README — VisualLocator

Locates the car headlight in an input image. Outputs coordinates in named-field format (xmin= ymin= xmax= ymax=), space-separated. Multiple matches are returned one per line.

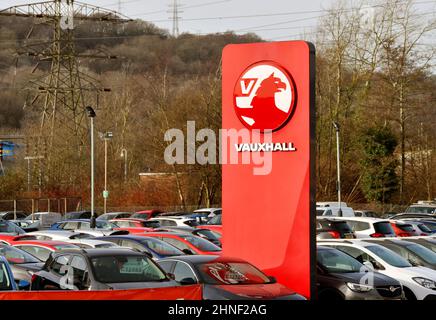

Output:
xmin=346 ymin=282 xmax=373 ymax=292
xmin=412 ymin=277 xmax=436 ymax=290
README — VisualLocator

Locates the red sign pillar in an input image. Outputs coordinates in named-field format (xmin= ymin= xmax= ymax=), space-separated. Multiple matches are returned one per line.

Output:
xmin=222 ymin=41 xmax=316 ymax=298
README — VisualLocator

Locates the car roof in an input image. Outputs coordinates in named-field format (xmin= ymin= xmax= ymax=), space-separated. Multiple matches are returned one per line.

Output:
xmin=98 ymin=235 xmax=154 ymax=241
xmin=334 ymin=217 xmax=387 ymax=222
xmin=12 ymin=240 xmax=75 ymax=247
xmin=150 ymin=216 xmax=192 ymax=221
xmin=52 ymin=247 xmax=140 ymax=257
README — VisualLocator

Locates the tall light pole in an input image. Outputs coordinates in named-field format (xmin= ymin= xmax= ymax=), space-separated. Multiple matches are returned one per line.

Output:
xmin=86 ymin=106 xmax=96 ymax=228
xmin=120 ymin=148 xmax=127 ymax=182
xmin=333 ymin=121 xmax=342 ymax=216
xmin=101 ymin=131 xmax=113 ymax=214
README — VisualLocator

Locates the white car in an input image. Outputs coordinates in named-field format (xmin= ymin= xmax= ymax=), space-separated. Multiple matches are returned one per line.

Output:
xmin=316 ymin=206 xmax=355 ymax=217
xmin=148 ymin=216 xmax=199 ymax=227
xmin=333 ymin=217 xmax=396 ymax=238
xmin=319 ymin=239 xmax=436 ymax=300
xmin=64 ymin=238 xmax=120 ymax=249
xmin=27 ymin=230 xmax=94 ymax=241
xmin=193 ymin=208 xmax=222 ymax=219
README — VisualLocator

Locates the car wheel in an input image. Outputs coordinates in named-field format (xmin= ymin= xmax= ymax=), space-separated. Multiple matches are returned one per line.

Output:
xmin=403 ymin=287 xmax=417 ymax=300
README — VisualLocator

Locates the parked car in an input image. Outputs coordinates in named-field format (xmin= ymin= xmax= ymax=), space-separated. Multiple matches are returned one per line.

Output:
xmin=12 ymin=240 xmax=79 ymax=262
xmin=390 ymin=221 xmax=419 ymax=237
xmin=0 ymin=220 xmax=27 ymax=235
xmin=158 ymin=255 xmax=305 ymax=300
xmin=354 ymin=210 xmax=378 ymax=218
xmin=406 ymin=219 xmax=436 ymax=233
xmin=149 ymin=216 xmax=199 ymax=228
xmin=95 ymin=235 xmax=185 ymax=259
xmin=27 ymin=230 xmax=94 ymax=241
xmin=316 ymin=206 xmax=355 ymax=217
xmin=403 ymin=221 xmax=433 ymax=236
xmin=31 ymin=248 xmax=178 ymax=291
xmin=405 ymin=203 xmax=436 ymax=215
xmin=50 ymin=219 xmax=117 ymax=231
xmin=110 ymin=218 xmax=161 ymax=229
xmin=64 ymin=211 xmax=92 ymax=220
xmin=155 ymin=226 xmax=222 ymax=247
xmin=0 ymin=211 xmax=28 ymax=220
xmin=320 ymin=240 xmax=436 ymax=300
xmin=24 ymin=212 xmax=62 ymax=230
xmin=96 ymin=212 xmax=132 ymax=221
xmin=0 ymin=234 xmax=38 ymax=245
xmin=391 ymin=213 xmax=435 ymax=220
xmin=0 ymin=244 xmax=44 ymax=289
xmin=0 ymin=256 xmax=24 ymax=291
xmin=316 ymin=246 xmax=403 ymax=300
xmin=130 ymin=210 xmax=164 ymax=220
xmin=193 ymin=208 xmax=222 ymax=219
xmin=366 ymin=239 xmax=436 ymax=270
xmin=334 ymin=217 xmax=396 ymax=238
xmin=316 ymin=218 xmax=356 ymax=239
xmin=145 ymin=232 xmax=222 ymax=255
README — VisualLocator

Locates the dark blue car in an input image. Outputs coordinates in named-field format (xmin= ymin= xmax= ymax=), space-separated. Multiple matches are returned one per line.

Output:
xmin=94 ymin=235 xmax=186 ymax=259
xmin=50 ymin=219 xmax=116 ymax=231
xmin=0 ymin=256 xmax=18 ymax=291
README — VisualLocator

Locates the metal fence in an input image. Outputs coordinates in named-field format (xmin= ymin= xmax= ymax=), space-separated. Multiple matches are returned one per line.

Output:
xmin=0 ymin=197 xmax=82 ymax=215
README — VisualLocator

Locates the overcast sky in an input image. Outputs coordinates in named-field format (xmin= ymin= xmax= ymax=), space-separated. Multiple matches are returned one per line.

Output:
xmin=1 ymin=0 xmax=435 ymax=41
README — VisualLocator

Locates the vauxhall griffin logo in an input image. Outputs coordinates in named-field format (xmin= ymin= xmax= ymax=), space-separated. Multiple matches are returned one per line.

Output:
xmin=233 ymin=61 xmax=297 ymax=132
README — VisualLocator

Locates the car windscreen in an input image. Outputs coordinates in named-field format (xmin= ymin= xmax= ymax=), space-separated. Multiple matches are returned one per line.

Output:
xmin=140 ymin=238 xmax=184 ymax=257
xmin=416 ymin=224 xmax=432 ymax=233
xmin=331 ymin=221 xmax=352 ymax=233
xmin=405 ymin=243 xmax=436 ymax=264
xmin=142 ymin=221 xmax=161 ymax=228
xmin=0 ymin=221 xmax=25 ymax=234
xmin=195 ymin=229 xmax=220 ymax=241
xmin=198 ymin=262 xmax=271 ymax=285
xmin=374 ymin=222 xmax=395 ymax=234
xmin=207 ymin=215 xmax=222 ymax=225
xmin=317 ymin=249 xmax=363 ymax=273
xmin=0 ymin=261 xmax=13 ymax=290
xmin=184 ymin=220 xmax=199 ymax=227
xmin=422 ymin=222 xmax=436 ymax=232
xmin=406 ymin=207 xmax=436 ymax=214
xmin=180 ymin=235 xmax=221 ymax=252
xmin=0 ymin=245 xmax=40 ymax=264
xmin=365 ymin=245 xmax=411 ymax=268
xmin=95 ymin=221 xmax=117 ymax=230
xmin=91 ymin=255 xmax=167 ymax=283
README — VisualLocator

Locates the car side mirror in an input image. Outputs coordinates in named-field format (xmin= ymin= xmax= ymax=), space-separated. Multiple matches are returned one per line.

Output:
xmin=179 ymin=277 xmax=196 ymax=285
xmin=408 ymin=258 xmax=420 ymax=267
xmin=267 ymin=276 xmax=277 ymax=284
xmin=18 ymin=280 xmax=30 ymax=290
xmin=182 ymin=249 xmax=194 ymax=255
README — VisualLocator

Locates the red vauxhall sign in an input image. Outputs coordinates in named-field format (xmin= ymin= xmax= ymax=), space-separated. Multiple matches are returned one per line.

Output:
xmin=222 ymin=41 xmax=316 ymax=298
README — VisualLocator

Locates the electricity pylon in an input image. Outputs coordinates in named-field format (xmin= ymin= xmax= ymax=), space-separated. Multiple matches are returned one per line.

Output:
xmin=0 ymin=0 xmax=130 ymax=144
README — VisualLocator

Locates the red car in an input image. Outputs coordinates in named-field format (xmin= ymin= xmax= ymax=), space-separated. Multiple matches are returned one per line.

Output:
xmin=130 ymin=210 xmax=164 ymax=220
xmin=145 ymin=232 xmax=222 ymax=255
xmin=12 ymin=240 xmax=78 ymax=262
xmin=390 ymin=221 xmax=419 ymax=237
xmin=0 ymin=234 xmax=37 ymax=245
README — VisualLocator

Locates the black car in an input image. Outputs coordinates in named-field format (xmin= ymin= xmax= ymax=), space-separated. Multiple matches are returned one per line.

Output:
xmin=366 ymin=239 xmax=436 ymax=270
xmin=317 ymin=246 xmax=403 ymax=300
xmin=94 ymin=235 xmax=185 ymax=259
xmin=0 ymin=244 xmax=44 ymax=289
xmin=158 ymin=255 xmax=305 ymax=300
xmin=64 ymin=211 xmax=92 ymax=220
xmin=0 ymin=211 xmax=28 ymax=220
xmin=155 ymin=226 xmax=222 ymax=247
xmin=316 ymin=218 xmax=355 ymax=239
xmin=31 ymin=248 xmax=178 ymax=291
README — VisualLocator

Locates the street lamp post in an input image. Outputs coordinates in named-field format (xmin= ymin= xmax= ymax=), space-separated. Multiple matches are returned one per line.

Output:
xmin=24 ymin=155 xmax=44 ymax=191
xmin=86 ymin=106 xmax=96 ymax=228
xmin=332 ymin=121 xmax=342 ymax=216
xmin=120 ymin=148 xmax=127 ymax=182
xmin=102 ymin=132 xmax=113 ymax=214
